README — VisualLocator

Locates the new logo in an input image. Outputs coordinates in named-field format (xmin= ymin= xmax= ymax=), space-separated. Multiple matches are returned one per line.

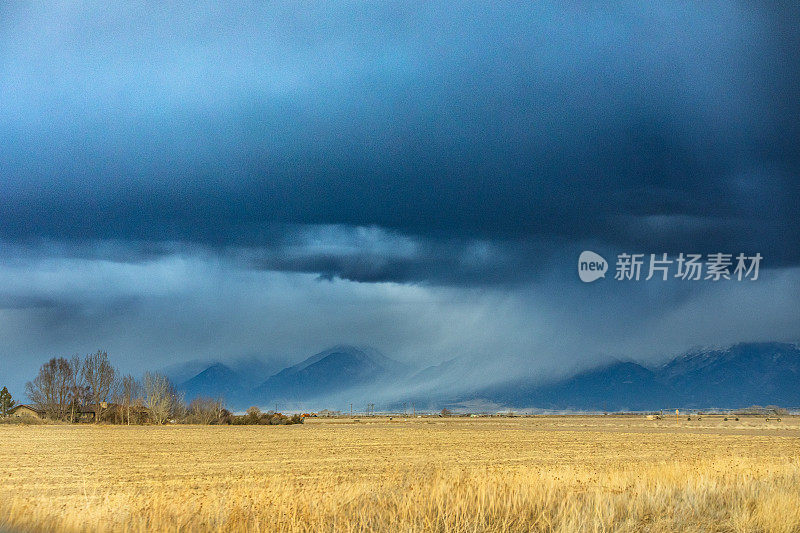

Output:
xmin=578 ymin=251 xmax=607 ymax=282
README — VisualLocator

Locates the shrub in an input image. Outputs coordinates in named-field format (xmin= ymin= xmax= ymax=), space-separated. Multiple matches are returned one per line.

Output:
xmin=0 ymin=415 xmax=48 ymax=425
xmin=229 ymin=410 xmax=304 ymax=425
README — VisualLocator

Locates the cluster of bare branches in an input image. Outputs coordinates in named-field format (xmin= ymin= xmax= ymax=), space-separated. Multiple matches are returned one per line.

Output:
xmin=142 ymin=372 xmax=183 ymax=424
xmin=24 ymin=353 xmax=111 ymax=421
xmin=188 ymin=396 xmax=226 ymax=425
xmin=23 ymin=351 xmax=226 ymax=425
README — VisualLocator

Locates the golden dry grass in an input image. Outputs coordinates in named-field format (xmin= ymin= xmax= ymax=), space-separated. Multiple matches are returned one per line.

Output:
xmin=1 ymin=416 xmax=799 ymax=532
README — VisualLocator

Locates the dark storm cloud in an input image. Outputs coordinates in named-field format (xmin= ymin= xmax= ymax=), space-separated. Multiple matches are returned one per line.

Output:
xmin=232 ymin=224 xmax=554 ymax=285
xmin=1 ymin=2 xmax=799 ymax=283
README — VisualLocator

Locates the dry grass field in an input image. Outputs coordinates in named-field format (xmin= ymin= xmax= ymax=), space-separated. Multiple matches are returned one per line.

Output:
xmin=1 ymin=416 xmax=799 ymax=532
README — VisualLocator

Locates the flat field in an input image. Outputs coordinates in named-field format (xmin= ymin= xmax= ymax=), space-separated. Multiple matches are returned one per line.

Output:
xmin=1 ymin=416 xmax=799 ymax=532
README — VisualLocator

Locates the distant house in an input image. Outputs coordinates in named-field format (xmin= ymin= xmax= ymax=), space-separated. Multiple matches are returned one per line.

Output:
xmin=5 ymin=402 xmax=150 ymax=423
xmin=77 ymin=402 xmax=112 ymax=422
xmin=8 ymin=404 xmax=44 ymax=419
xmin=77 ymin=402 xmax=151 ymax=423
xmin=77 ymin=406 xmax=99 ymax=422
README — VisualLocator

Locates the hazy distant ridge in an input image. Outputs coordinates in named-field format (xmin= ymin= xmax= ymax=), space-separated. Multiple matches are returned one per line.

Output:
xmin=177 ymin=342 xmax=800 ymax=411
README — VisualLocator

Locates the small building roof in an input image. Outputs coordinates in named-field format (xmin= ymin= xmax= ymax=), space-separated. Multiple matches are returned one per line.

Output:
xmin=8 ymin=404 xmax=44 ymax=415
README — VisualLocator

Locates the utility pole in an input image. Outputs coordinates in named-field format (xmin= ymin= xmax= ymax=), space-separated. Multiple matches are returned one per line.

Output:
xmin=412 ymin=402 xmax=415 ymax=416
xmin=350 ymin=403 xmax=353 ymax=418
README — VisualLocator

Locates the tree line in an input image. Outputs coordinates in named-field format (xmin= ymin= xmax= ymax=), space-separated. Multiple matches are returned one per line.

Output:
xmin=4 ymin=350 xmax=301 ymax=425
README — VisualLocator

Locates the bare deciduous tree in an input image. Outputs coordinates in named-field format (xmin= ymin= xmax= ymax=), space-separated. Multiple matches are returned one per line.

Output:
xmin=68 ymin=354 xmax=88 ymax=422
xmin=188 ymin=397 xmax=224 ymax=424
xmin=81 ymin=350 xmax=117 ymax=423
xmin=143 ymin=372 xmax=180 ymax=425
xmin=119 ymin=375 xmax=141 ymax=425
xmin=25 ymin=358 xmax=73 ymax=419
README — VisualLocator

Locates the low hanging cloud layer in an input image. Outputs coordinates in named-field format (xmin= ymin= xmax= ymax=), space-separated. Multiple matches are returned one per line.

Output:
xmin=1 ymin=3 xmax=799 ymax=397
xmin=1 ymin=250 xmax=798 ymax=400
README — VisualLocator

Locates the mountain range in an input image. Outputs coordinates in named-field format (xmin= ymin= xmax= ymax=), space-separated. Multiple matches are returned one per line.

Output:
xmin=251 ymin=346 xmax=409 ymax=404
xmin=174 ymin=342 xmax=800 ymax=412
